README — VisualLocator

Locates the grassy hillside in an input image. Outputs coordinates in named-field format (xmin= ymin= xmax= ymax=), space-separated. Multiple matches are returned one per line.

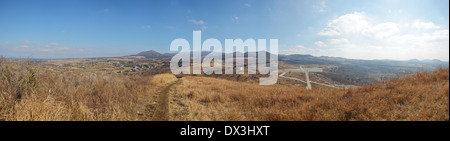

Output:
xmin=0 ymin=58 xmax=448 ymax=121
xmin=173 ymin=68 xmax=448 ymax=121
xmin=0 ymin=58 xmax=177 ymax=121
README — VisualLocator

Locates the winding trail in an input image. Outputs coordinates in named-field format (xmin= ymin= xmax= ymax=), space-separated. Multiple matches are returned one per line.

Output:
xmin=151 ymin=80 xmax=180 ymax=121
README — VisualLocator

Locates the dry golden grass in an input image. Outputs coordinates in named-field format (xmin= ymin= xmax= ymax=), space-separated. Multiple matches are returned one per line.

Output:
xmin=151 ymin=73 xmax=178 ymax=87
xmin=1 ymin=57 xmax=448 ymax=121
xmin=0 ymin=58 xmax=173 ymax=121
xmin=174 ymin=68 xmax=449 ymax=121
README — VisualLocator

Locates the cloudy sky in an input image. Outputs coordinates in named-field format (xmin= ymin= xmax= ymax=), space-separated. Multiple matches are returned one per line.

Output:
xmin=0 ymin=0 xmax=448 ymax=61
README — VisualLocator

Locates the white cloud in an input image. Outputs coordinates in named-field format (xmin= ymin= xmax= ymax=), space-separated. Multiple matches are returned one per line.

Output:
xmin=432 ymin=29 xmax=449 ymax=40
xmin=328 ymin=38 xmax=349 ymax=45
xmin=141 ymin=25 xmax=152 ymax=29
xmin=314 ymin=41 xmax=328 ymax=47
xmin=314 ymin=1 xmax=327 ymax=12
xmin=36 ymin=46 xmax=70 ymax=52
xmin=0 ymin=41 xmax=136 ymax=58
xmin=280 ymin=47 xmax=337 ymax=56
xmin=233 ymin=16 xmax=239 ymax=23
xmin=362 ymin=22 xmax=399 ymax=38
xmin=244 ymin=3 xmax=251 ymax=8
xmin=318 ymin=29 xmax=340 ymax=36
xmin=49 ymin=43 xmax=59 ymax=46
xmin=12 ymin=44 xmax=69 ymax=53
xmin=412 ymin=20 xmax=440 ymax=30
xmin=314 ymin=12 xmax=449 ymax=61
xmin=279 ymin=48 xmax=305 ymax=55
xmin=388 ymin=29 xmax=449 ymax=46
xmin=22 ymin=41 xmax=33 ymax=44
xmin=318 ymin=12 xmax=369 ymax=36
xmin=189 ymin=19 xmax=208 ymax=30
xmin=279 ymin=45 xmax=309 ymax=54
xmin=189 ymin=19 xmax=206 ymax=25
xmin=2 ymin=41 xmax=72 ymax=53
xmin=296 ymin=45 xmax=305 ymax=48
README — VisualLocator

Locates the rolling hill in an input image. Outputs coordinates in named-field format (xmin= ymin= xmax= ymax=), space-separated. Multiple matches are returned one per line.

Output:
xmin=171 ymin=68 xmax=449 ymax=121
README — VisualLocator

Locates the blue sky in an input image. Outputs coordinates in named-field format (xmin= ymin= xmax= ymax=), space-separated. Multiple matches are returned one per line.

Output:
xmin=0 ymin=0 xmax=448 ymax=60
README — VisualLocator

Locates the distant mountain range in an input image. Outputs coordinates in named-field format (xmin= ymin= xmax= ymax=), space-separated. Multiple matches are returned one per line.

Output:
xmin=134 ymin=50 xmax=449 ymax=65
xmin=134 ymin=50 xmax=448 ymax=85
xmin=134 ymin=50 xmax=174 ymax=58
xmin=278 ymin=53 xmax=448 ymax=85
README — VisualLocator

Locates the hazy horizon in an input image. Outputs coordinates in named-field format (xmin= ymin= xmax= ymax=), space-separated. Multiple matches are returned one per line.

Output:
xmin=2 ymin=50 xmax=449 ymax=62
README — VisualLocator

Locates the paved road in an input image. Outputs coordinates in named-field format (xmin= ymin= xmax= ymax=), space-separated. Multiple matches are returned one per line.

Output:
xmin=279 ymin=72 xmax=338 ymax=88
